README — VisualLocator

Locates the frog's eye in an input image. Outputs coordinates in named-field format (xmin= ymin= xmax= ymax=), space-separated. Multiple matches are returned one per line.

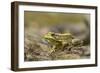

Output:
xmin=51 ymin=33 xmax=55 ymax=36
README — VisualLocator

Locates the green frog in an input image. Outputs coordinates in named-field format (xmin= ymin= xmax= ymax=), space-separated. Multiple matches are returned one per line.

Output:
xmin=43 ymin=32 xmax=74 ymax=52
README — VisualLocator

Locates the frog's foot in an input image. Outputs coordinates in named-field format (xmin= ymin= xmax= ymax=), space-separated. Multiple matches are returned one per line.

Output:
xmin=48 ymin=46 xmax=56 ymax=53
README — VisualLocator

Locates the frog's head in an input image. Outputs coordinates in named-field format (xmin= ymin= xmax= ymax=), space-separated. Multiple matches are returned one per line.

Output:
xmin=43 ymin=32 xmax=55 ymax=41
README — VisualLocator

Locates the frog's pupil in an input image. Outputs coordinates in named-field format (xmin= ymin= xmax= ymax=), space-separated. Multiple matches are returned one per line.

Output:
xmin=51 ymin=33 xmax=55 ymax=36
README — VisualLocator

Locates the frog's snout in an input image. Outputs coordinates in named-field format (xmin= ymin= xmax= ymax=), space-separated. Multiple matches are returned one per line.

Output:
xmin=44 ymin=35 xmax=53 ymax=40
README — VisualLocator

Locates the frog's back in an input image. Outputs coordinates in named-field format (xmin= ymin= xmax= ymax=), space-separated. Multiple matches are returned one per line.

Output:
xmin=56 ymin=33 xmax=74 ymax=41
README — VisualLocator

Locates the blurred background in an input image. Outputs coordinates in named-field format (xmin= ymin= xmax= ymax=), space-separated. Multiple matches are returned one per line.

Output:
xmin=24 ymin=11 xmax=90 ymax=61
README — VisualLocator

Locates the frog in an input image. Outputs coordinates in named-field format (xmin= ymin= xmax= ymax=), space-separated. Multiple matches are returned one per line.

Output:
xmin=43 ymin=32 xmax=74 ymax=52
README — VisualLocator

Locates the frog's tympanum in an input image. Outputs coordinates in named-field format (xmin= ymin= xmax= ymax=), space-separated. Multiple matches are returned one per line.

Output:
xmin=43 ymin=32 xmax=78 ymax=52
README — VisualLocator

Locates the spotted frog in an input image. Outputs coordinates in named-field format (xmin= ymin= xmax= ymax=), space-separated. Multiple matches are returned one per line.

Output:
xmin=43 ymin=32 xmax=74 ymax=52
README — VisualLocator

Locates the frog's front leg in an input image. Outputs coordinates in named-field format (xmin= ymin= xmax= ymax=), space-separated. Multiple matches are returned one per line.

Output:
xmin=51 ymin=45 xmax=56 ymax=52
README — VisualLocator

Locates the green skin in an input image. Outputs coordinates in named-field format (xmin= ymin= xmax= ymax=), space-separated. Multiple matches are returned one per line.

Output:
xmin=43 ymin=32 xmax=74 ymax=52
